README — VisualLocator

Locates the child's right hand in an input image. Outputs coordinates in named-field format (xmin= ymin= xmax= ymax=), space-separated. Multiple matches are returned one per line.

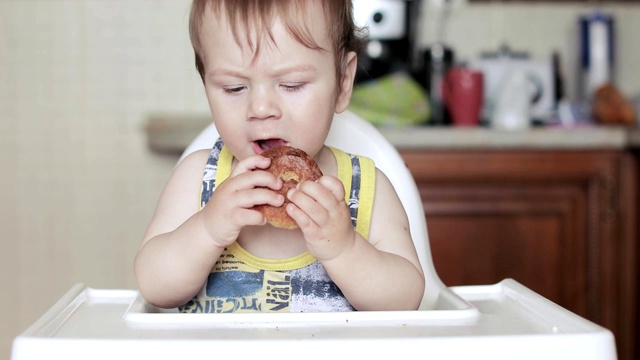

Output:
xmin=201 ymin=155 xmax=284 ymax=248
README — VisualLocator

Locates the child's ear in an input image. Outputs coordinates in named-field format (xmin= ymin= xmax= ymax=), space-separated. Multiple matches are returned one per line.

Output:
xmin=334 ymin=51 xmax=358 ymax=113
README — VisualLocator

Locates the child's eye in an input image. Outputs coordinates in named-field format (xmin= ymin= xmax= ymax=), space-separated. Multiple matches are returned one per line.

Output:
xmin=222 ymin=86 xmax=245 ymax=95
xmin=281 ymin=83 xmax=305 ymax=92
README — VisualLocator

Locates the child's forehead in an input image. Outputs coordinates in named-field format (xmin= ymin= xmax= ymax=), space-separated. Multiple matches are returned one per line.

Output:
xmin=200 ymin=1 xmax=331 ymax=53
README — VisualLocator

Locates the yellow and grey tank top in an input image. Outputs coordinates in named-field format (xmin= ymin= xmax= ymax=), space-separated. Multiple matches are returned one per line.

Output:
xmin=179 ymin=138 xmax=376 ymax=313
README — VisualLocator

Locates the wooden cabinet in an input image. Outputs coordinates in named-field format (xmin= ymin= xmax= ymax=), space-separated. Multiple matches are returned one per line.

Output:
xmin=400 ymin=149 xmax=637 ymax=360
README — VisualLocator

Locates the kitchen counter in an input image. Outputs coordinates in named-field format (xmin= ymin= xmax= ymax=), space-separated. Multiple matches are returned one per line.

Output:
xmin=145 ymin=115 xmax=640 ymax=155
xmin=380 ymin=126 xmax=639 ymax=150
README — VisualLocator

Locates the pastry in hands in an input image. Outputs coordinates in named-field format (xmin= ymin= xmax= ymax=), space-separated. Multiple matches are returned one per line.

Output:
xmin=254 ymin=146 xmax=323 ymax=229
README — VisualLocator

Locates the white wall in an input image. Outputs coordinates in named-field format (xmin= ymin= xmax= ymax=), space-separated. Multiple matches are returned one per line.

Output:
xmin=0 ymin=1 xmax=208 ymax=358
xmin=1 ymin=1 xmax=639 ymax=359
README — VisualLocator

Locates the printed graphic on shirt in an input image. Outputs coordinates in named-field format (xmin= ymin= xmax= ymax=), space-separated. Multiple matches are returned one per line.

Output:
xmin=179 ymin=253 xmax=353 ymax=313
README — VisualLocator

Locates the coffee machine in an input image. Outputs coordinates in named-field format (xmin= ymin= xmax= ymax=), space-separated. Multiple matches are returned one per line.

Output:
xmin=353 ymin=0 xmax=421 ymax=83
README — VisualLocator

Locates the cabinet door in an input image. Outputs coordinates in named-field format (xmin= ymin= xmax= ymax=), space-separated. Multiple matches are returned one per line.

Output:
xmin=401 ymin=150 xmax=634 ymax=357
xmin=423 ymin=183 xmax=587 ymax=311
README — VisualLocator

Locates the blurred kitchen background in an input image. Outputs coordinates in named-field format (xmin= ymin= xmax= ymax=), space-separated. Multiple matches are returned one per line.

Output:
xmin=1 ymin=0 xmax=639 ymax=359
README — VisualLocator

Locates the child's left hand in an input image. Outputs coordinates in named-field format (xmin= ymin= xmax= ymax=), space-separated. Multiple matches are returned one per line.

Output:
xmin=285 ymin=176 xmax=355 ymax=261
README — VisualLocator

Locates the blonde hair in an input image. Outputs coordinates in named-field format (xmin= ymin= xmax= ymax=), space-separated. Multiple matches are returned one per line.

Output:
xmin=189 ymin=0 xmax=366 ymax=84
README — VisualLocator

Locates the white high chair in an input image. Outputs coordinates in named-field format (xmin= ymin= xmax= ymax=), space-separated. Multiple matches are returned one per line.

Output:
xmin=11 ymin=111 xmax=617 ymax=360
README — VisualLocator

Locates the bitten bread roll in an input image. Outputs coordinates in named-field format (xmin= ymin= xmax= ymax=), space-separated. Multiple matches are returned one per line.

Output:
xmin=254 ymin=146 xmax=323 ymax=229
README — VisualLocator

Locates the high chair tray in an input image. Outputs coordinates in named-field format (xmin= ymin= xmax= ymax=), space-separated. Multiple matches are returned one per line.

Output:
xmin=11 ymin=279 xmax=616 ymax=360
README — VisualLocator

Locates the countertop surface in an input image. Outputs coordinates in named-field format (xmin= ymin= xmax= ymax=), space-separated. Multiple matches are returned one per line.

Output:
xmin=380 ymin=125 xmax=640 ymax=150
xmin=145 ymin=115 xmax=640 ymax=155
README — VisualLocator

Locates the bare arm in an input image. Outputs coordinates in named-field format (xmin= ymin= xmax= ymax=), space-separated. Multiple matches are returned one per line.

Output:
xmin=287 ymin=169 xmax=425 ymax=310
xmin=134 ymin=150 xmax=222 ymax=308
xmin=134 ymin=151 xmax=285 ymax=308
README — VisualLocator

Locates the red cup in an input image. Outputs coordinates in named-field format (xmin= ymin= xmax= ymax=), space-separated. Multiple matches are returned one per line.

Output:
xmin=442 ymin=67 xmax=484 ymax=126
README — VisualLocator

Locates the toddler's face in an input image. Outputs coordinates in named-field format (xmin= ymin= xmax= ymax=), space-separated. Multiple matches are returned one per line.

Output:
xmin=199 ymin=4 xmax=349 ymax=162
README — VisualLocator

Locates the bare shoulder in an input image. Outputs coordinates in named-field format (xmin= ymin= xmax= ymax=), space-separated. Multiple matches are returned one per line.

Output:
xmin=371 ymin=168 xmax=410 ymax=235
xmin=141 ymin=149 xmax=211 ymax=244
xmin=173 ymin=149 xmax=211 ymax=178
xmin=367 ymin=167 xmax=422 ymax=270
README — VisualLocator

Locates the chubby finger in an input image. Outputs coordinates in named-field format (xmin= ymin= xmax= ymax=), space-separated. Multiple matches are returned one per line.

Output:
xmin=234 ymin=187 xmax=285 ymax=209
xmin=235 ymin=208 xmax=269 ymax=226
xmin=223 ymin=169 xmax=283 ymax=193
xmin=231 ymin=155 xmax=272 ymax=176
xmin=295 ymin=178 xmax=345 ymax=214
xmin=285 ymin=201 xmax=315 ymax=230
xmin=286 ymin=185 xmax=329 ymax=227
xmin=317 ymin=176 xmax=346 ymax=201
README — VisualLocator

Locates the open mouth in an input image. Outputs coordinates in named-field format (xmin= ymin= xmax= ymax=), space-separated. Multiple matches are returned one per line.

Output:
xmin=254 ymin=138 xmax=288 ymax=154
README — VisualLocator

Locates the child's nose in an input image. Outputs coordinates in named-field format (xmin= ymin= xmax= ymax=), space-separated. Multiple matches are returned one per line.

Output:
xmin=248 ymin=88 xmax=281 ymax=121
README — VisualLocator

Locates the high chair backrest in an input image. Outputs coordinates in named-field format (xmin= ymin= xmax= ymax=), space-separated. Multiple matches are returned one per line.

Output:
xmin=179 ymin=110 xmax=447 ymax=309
